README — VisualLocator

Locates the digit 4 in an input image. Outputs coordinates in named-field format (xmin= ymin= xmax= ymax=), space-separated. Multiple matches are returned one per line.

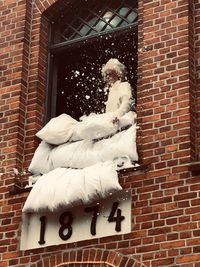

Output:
xmin=108 ymin=202 xmax=125 ymax=232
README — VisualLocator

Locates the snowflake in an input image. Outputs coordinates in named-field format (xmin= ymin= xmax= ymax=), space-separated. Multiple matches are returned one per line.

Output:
xmin=74 ymin=70 xmax=80 ymax=77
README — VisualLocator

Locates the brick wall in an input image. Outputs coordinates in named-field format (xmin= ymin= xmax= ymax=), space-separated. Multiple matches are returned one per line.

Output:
xmin=1 ymin=0 xmax=200 ymax=266
xmin=195 ymin=0 xmax=200 ymax=160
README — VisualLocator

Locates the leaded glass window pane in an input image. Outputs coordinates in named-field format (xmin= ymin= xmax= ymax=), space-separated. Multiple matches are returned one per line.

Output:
xmin=127 ymin=11 xmax=138 ymax=23
xmin=51 ymin=0 xmax=138 ymax=48
xmin=119 ymin=7 xmax=130 ymax=17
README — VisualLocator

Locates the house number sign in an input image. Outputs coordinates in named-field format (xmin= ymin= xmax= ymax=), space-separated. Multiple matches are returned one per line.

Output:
xmin=20 ymin=190 xmax=131 ymax=250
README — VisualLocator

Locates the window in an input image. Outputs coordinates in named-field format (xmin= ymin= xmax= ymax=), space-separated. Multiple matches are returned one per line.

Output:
xmin=47 ymin=0 xmax=138 ymax=121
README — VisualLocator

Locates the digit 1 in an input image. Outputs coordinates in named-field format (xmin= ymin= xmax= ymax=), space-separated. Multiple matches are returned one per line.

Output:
xmin=59 ymin=211 xmax=73 ymax=240
xmin=84 ymin=205 xmax=99 ymax=236
xmin=108 ymin=202 xmax=125 ymax=232
xmin=38 ymin=216 xmax=46 ymax=245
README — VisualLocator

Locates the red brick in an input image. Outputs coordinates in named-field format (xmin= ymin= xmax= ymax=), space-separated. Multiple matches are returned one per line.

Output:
xmin=177 ymin=254 xmax=200 ymax=264
xmin=161 ymin=240 xmax=185 ymax=249
xmin=151 ymin=258 xmax=174 ymax=266
xmin=1 ymin=0 xmax=200 ymax=266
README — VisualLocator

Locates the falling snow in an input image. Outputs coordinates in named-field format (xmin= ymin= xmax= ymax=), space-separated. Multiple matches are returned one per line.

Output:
xmin=55 ymin=30 xmax=138 ymax=119
xmin=74 ymin=70 xmax=80 ymax=77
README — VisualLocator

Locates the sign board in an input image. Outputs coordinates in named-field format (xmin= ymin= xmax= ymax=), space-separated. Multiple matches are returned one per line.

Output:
xmin=20 ymin=190 xmax=131 ymax=250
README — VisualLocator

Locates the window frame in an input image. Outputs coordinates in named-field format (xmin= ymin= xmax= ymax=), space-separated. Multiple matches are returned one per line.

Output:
xmin=46 ymin=0 xmax=138 ymax=122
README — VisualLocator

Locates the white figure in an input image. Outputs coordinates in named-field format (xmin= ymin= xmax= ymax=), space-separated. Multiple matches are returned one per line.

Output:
xmin=101 ymin=58 xmax=135 ymax=118
xmin=101 ymin=58 xmax=137 ymax=169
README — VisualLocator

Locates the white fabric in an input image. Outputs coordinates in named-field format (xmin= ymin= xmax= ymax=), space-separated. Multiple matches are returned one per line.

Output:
xmin=23 ymin=162 xmax=122 ymax=213
xmin=28 ymin=141 xmax=53 ymax=175
xmin=36 ymin=114 xmax=77 ymax=145
xmin=119 ymin=111 xmax=137 ymax=128
xmin=29 ymin=121 xmax=137 ymax=174
xmin=50 ymin=125 xmax=138 ymax=169
xmin=94 ymin=125 xmax=138 ymax=162
xmin=101 ymin=58 xmax=125 ymax=78
xmin=105 ymin=81 xmax=133 ymax=117
xmin=36 ymin=111 xmax=136 ymax=144
xmin=51 ymin=140 xmax=98 ymax=169
xmin=70 ymin=112 xmax=119 ymax=141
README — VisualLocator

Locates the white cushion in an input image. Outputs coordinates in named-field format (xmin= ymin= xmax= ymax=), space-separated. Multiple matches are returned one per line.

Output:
xmin=50 ymin=125 xmax=138 ymax=169
xmin=28 ymin=141 xmax=53 ymax=175
xmin=23 ymin=162 xmax=122 ymax=213
xmin=71 ymin=112 xmax=119 ymax=141
xmin=36 ymin=114 xmax=77 ymax=145
xmin=97 ymin=124 xmax=138 ymax=162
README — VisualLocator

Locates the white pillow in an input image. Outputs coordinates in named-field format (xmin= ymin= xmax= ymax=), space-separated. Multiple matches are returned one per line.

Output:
xmin=97 ymin=124 xmax=138 ymax=162
xmin=36 ymin=114 xmax=77 ymax=145
xmin=50 ymin=125 xmax=138 ymax=169
xmin=23 ymin=162 xmax=122 ymax=213
xmin=71 ymin=112 xmax=119 ymax=141
xmin=50 ymin=140 xmax=99 ymax=169
xmin=28 ymin=141 xmax=53 ymax=175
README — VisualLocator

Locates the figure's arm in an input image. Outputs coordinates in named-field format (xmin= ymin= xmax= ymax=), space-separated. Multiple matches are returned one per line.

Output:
xmin=115 ymin=82 xmax=135 ymax=117
xmin=116 ymin=95 xmax=134 ymax=117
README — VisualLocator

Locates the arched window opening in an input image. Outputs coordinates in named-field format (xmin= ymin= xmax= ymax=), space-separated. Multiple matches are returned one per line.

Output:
xmin=47 ymin=0 xmax=138 ymax=121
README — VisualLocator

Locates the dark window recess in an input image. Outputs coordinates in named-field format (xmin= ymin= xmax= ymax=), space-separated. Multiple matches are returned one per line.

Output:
xmin=47 ymin=0 xmax=138 ymax=121
xmin=55 ymin=31 xmax=137 ymax=119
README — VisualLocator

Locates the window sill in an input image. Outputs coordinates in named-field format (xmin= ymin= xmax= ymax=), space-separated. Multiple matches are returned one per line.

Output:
xmin=118 ymin=163 xmax=149 ymax=175
xmin=9 ymin=179 xmax=32 ymax=195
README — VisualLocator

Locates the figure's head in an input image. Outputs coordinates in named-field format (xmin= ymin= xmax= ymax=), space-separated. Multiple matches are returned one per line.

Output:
xmin=101 ymin=58 xmax=126 ymax=84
